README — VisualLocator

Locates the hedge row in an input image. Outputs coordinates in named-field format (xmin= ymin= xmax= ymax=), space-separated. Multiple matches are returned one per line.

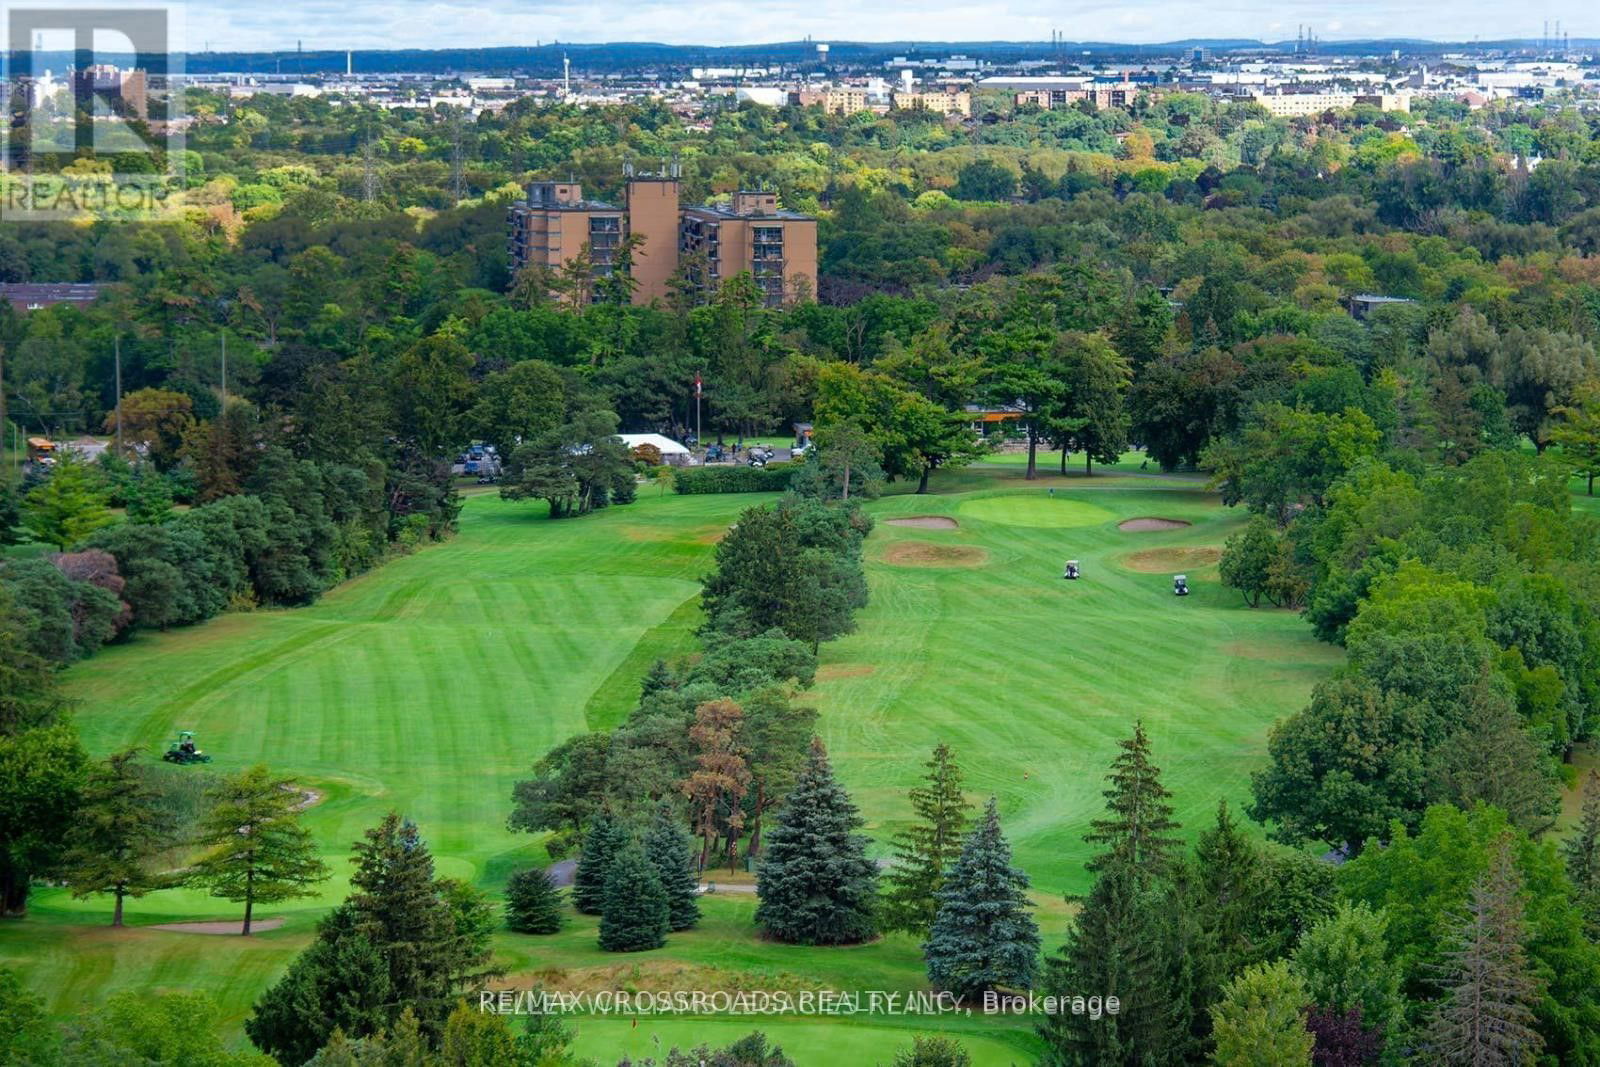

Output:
xmin=672 ymin=462 xmax=797 ymax=494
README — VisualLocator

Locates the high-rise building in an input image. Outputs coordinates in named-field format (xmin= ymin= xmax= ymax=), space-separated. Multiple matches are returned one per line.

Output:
xmin=506 ymin=180 xmax=625 ymax=278
xmin=507 ymin=172 xmax=817 ymax=307
xmin=72 ymin=65 xmax=147 ymax=120
xmin=679 ymin=190 xmax=818 ymax=307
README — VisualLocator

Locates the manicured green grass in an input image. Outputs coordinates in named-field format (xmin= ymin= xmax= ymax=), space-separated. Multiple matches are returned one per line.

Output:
xmin=1 ymin=464 xmax=1339 ymax=1062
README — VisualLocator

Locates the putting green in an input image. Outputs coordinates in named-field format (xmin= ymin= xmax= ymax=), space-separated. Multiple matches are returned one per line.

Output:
xmin=957 ymin=494 xmax=1116 ymax=528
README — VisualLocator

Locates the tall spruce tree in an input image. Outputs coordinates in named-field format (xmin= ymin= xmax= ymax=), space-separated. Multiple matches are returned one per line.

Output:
xmin=1039 ymin=722 xmax=1189 ymax=1065
xmin=755 ymin=737 xmax=879 ymax=945
xmin=1178 ymin=799 xmax=1269 ymax=1052
xmin=61 ymin=749 xmax=173 ymax=926
xmin=643 ymin=805 xmax=701 ymax=932
xmin=1424 ymin=837 xmax=1546 ymax=1066
xmin=246 ymin=901 xmax=394 ymax=1065
xmin=1085 ymin=720 xmax=1181 ymax=882
xmin=882 ymin=743 xmax=971 ymax=937
xmin=923 ymin=797 xmax=1039 ymax=998
xmin=598 ymin=842 xmax=668 ymax=952
xmin=503 ymin=867 xmax=564 ymax=934
xmin=348 ymin=812 xmax=491 ymax=1040
xmin=1564 ymin=771 xmax=1600 ymax=933
xmin=571 ymin=814 xmax=626 ymax=915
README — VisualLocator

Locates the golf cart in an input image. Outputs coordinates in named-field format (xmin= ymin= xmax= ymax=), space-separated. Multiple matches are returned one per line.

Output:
xmin=1063 ymin=560 xmax=1080 ymax=580
xmin=162 ymin=730 xmax=212 ymax=765
xmin=1173 ymin=574 xmax=1190 ymax=597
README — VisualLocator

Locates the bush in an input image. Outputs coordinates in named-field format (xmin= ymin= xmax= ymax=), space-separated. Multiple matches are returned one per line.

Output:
xmin=671 ymin=463 xmax=797 ymax=495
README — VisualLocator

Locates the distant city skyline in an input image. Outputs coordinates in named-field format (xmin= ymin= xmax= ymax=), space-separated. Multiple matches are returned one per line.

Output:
xmin=176 ymin=1 xmax=1593 ymax=55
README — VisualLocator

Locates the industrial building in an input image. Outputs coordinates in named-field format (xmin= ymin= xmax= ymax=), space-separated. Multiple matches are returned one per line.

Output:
xmin=507 ymin=168 xmax=817 ymax=307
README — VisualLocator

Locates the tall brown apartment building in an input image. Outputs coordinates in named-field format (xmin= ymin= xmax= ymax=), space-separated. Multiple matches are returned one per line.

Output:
xmin=507 ymin=170 xmax=817 ymax=307
xmin=72 ymin=65 xmax=148 ymax=120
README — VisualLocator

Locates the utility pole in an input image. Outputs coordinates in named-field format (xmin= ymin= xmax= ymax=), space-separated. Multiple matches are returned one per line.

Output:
xmin=361 ymin=133 xmax=379 ymax=202
xmin=694 ymin=371 xmax=702 ymax=451
xmin=449 ymin=109 xmax=465 ymax=203
xmin=114 ymin=336 xmax=123 ymax=456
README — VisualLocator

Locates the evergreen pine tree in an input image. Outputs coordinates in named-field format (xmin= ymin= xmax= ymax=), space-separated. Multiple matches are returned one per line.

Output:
xmin=598 ymin=842 xmax=668 ymax=952
xmin=1563 ymin=771 xmax=1600 ymax=933
xmin=503 ymin=867 xmax=564 ymax=934
xmin=571 ymin=814 xmax=625 ymax=915
xmin=882 ymin=743 xmax=971 ymax=937
xmin=1424 ymin=837 xmax=1546 ymax=1066
xmin=1085 ymin=720 xmax=1181 ymax=882
xmin=1039 ymin=723 xmax=1188 ymax=1065
xmin=1179 ymin=799 xmax=1268 ymax=1052
xmin=755 ymin=737 xmax=879 ymax=945
xmin=643 ymin=805 xmax=701 ymax=932
xmin=246 ymin=902 xmax=394 ymax=1066
xmin=348 ymin=812 xmax=490 ymax=1039
xmin=1038 ymin=866 xmax=1188 ymax=1065
xmin=61 ymin=748 xmax=173 ymax=926
xmin=924 ymin=797 xmax=1040 ymax=998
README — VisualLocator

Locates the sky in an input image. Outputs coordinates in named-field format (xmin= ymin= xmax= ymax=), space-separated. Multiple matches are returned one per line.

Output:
xmin=25 ymin=0 xmax=1600 ymax=54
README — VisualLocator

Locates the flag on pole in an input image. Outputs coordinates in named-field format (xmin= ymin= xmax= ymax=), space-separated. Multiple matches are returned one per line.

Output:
xmin=694 ymin=372 xmax=702 ymax=398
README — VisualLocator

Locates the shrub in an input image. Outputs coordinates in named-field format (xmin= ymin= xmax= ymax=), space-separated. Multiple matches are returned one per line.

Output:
xmin=671 ymin=463 xmax=797 ymax=494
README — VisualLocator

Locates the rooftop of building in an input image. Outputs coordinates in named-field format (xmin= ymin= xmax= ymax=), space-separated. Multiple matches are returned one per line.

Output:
xmin=680 ymin=203 xmax=814 ymax=222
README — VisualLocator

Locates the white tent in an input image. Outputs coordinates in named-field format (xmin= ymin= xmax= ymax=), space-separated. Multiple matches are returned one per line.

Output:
xmin=618 ymin=433 xmax=692 ymax=465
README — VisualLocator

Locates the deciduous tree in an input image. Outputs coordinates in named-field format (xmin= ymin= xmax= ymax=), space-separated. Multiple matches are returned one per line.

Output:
xmin=61 ymin=748 xmax=173 ymax=926
xmin=190 ymin=764 xmax=329 ymax=935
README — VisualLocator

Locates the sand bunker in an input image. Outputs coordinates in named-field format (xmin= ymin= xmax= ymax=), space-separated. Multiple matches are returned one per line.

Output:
xmin=1118 ymin=517 xmax=1192 ymax=532
xmin=883 ymin=542 xmax=988 ymax=568
xmin=1121 ymin=546 xmax=1222 ymax=573
xmin=151 ymin=917 xmax=286 ymax=935
xmin=886 ymin=516 xmax=959 ymax=530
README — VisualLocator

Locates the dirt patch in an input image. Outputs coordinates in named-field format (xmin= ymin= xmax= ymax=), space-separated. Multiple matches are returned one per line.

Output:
xmin=883 ymin=542 xmax=988 ymax=568
xmin=1121 ymin=546 xmax=1222 ymax=573
xmin=1118 ymin=517 xmax=1192 ymax=532
xmin=151 ymin=917 xmax=286 ymax=935
xmin=817 ymin=664 xmax=877 ymax=680
xmin=886 ymin=515 xmax=958 ymax=530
